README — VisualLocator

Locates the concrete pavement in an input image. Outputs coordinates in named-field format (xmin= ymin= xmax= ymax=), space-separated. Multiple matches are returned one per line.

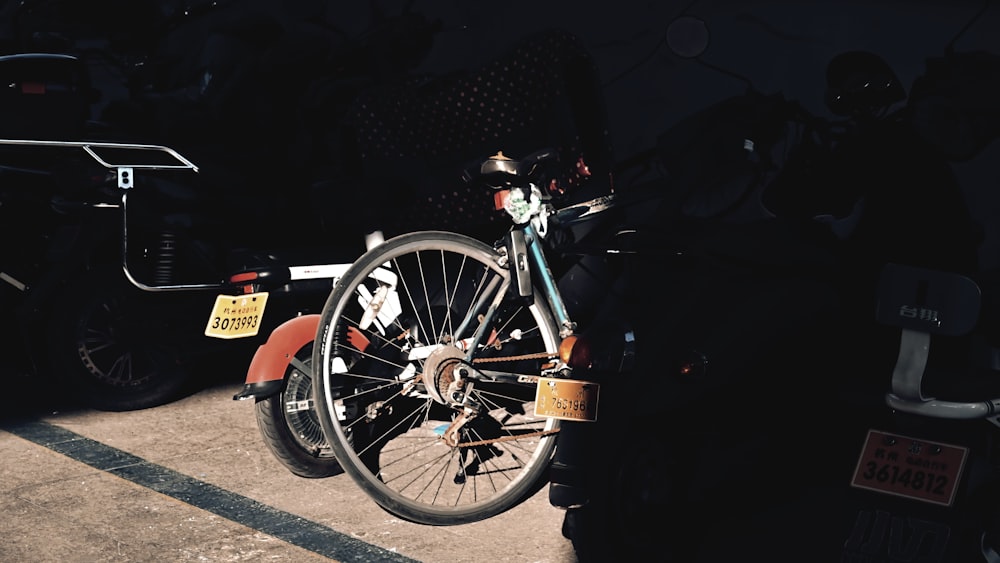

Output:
xmin=0 ymin=372 xmax=577 ymax=563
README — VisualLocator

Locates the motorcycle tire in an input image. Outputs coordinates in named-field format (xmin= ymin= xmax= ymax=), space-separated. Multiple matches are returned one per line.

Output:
xmin=253 ymin=342 xmax=342 ymax=479
xmin=565 ymin=420 xmax=699 ymax=563
xmin=46 ymin=265 xmax=202 ymax=411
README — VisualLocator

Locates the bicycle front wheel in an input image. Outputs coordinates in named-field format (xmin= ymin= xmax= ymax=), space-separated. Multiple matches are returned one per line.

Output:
xmin=313 ymin=231 xmax=562 ymax=525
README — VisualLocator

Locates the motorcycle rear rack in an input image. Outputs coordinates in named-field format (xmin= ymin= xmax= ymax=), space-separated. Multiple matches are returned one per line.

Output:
xmin=0 ymin=138 xmax=222 ymax=292
xmin=0 ymin=138 xmax=383 ymax=296
xmin=0 ymin=138 xmax=199 ymax=184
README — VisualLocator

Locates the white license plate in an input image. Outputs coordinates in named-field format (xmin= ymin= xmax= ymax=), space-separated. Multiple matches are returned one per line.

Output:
xmin=534 ymin=377 xmax=599 ymax=422
xmin=850 ymin=429 xmax=968 ymax=506
xmin=204 ymin=292 xmax=269 ymax=339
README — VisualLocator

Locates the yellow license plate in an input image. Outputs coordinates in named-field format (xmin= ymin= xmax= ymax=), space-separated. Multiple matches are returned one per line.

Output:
xmin=851 ymin=429 xmax=968 ymax=506
xmin=534 ymin=377 xmax=599 ymax=422
xmin=204 ymin=292 xmax=269 ymax=339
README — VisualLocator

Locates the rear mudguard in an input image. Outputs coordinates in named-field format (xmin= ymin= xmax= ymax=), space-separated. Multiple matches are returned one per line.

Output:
xmin=233 ymin=314 xmax=320 ymax=401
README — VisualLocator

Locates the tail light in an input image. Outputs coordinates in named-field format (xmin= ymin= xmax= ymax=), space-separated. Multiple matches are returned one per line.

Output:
xmin=228 ymin=271 xmax=259 ymax=294
xmin=678 ymin=350 xmax=708 ymax=378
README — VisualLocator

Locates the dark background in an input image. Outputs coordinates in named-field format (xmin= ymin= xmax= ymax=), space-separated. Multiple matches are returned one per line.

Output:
xmin=225 ymin=0 xmax=1000 ymax=259
xmin=399 ymin=0 xmax=1000 ymax=267
xmin=17 ymin=0 xmax=998 ymax=267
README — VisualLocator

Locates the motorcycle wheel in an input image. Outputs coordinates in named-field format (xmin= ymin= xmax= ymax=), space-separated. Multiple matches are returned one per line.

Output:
xmin=46 ymin=266 xmax=201 ymax=411
xmin=254 ymin=342 xmax=343 ymax=479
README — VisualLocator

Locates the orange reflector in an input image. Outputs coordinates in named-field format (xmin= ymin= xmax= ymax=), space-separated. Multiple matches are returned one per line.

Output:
xmin=558 ymin=335 xmax=578 ymax=364
xmin=559 ymin=335 xmax=593 ymax=369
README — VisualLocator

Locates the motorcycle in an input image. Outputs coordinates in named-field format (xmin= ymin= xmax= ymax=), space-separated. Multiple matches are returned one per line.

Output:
xmin=557 ymin=4 xmax=1000 ymax=561
xmin=0 ymin=127 xmax=375 ymax=414
xmin=0 ymin=0 xmax=449 ymax=411
xmin=0 ymin=135 xmax=235 ymax=411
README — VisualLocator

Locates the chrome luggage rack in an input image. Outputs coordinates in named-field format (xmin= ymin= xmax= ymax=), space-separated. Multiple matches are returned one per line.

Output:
xmin=0 ymin=137 xmax=199 ymax=179
xmin=0 ymin=137 xmax=216 ymax=291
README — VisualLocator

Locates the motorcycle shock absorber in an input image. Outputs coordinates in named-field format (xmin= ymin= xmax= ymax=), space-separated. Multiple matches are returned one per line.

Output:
xmin=153 ymin=230 xmax=177 ymax=285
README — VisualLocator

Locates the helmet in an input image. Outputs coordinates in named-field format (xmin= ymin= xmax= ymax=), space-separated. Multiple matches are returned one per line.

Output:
xmin=825 ymin=51 xmax=905 ymax=117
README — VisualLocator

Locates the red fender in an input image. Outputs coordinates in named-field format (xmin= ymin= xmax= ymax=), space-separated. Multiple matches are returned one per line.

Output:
xmin=245 ymin=314 xmax=320 ymax=385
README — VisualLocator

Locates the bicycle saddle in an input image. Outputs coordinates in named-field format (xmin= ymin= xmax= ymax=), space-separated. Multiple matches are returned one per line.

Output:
xmin=470 ymin=148 xmax=559 ymax=188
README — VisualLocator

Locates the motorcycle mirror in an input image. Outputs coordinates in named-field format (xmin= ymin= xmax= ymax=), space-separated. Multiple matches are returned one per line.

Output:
xmin=666 ymin=15 xmax=710 ymax=59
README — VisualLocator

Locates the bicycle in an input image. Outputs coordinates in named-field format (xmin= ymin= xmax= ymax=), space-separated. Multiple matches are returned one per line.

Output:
xmin=311 ymin=148 xmax=627 ymax=525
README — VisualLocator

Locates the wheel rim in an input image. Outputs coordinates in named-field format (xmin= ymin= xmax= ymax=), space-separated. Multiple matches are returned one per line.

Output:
xmin=75 ymin=293 xmax=177 ymax=388
xmin=315 ymin=232 xmax=561 ymax=524
xmin=281 ymin=355 xmax=334 ymax=458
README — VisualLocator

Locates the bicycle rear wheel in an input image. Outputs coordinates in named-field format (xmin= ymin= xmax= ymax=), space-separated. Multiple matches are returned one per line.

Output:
xmin=313 ymin=231 xmax=561 ymax=525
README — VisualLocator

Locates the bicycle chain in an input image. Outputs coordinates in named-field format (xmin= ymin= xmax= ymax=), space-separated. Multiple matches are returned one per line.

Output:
xmin=451 ymin=351 xmax=561 ymax=447
xmin=456 ymin=428 xmax=560 ymax=448
xmin=471 ymin=351 xmax=557 ymax=363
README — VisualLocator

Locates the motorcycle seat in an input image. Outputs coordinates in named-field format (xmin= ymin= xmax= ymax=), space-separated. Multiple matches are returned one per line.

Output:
xmin=875 ymin=262 xmax=981 ymax=337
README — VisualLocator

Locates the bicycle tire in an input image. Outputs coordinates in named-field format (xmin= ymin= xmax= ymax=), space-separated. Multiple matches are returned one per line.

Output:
xmin=313 ymin=230 xmax=561 ymax=525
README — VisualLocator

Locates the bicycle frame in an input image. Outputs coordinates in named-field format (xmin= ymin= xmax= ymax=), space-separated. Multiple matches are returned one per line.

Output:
xmin=455 ymin=181 xmax=623 ymax=390
xmin=458 ymin=222 xmax=576 ymax=373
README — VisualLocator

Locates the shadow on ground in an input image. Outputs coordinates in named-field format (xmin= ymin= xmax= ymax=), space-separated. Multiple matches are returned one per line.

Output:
xmin=0 ymin=342 xmax=258 ymax=422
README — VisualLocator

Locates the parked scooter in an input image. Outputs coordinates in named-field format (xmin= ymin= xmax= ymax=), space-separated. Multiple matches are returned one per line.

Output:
xmin=224 ymin=231 xmax=385 ymax=478
xmin=558 ymin=5 xmax=999 ymax=561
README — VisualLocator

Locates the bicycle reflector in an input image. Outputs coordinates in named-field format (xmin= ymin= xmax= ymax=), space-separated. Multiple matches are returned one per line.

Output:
xmin=559 ymin=329 xmax=637 ymax=372
xmin=559 ymin=335 xmax=592 ymax=369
